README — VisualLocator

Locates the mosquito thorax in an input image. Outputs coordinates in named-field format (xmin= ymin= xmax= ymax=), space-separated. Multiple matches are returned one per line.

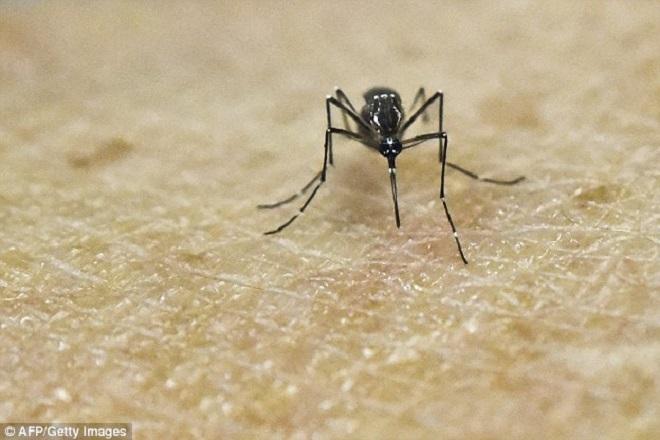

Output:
xmin=379 ymin=137 xmax=402 ymax=158
xmin=363 ymin=89 xmax=403 ymax=137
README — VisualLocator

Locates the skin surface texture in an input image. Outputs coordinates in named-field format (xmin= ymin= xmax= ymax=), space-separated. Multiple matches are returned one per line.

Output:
xmin=1 ymin=1 xmax=659 ymax=438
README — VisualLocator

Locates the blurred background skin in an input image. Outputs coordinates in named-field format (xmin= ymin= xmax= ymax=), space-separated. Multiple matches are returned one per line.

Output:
xmin=1 ymin=1 xmax=659 ymax=438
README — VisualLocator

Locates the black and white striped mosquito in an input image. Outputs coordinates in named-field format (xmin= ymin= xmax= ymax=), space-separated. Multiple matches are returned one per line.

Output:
xmin=259 ymin=87 xmax=524 ymax=264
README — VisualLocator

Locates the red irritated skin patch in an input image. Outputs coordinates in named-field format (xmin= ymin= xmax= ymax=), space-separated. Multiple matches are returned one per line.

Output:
xmin=1 ymin=1 xmax=659 ymax=439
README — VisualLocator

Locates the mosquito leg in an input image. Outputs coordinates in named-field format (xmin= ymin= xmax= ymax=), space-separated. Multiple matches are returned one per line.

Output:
xmin=258 ymin=128 xmax=363 ymax=210
xmin=335 ymin=87 xmax=359 ymax=136
xmin=326 ymin=94 xmax=370 ymax=166
xmin=334 ymin=87 xmax=358 ymax=113
xmin=409 ymin=87 xmax=430 ymax=123
xmin=400 ymin=90 xmax=442 ymax=135
xmin=257 ymin=170 xmax=322 ymax=209
xmin=326 ymin=95 xmax=334 ymax=166
xmin=440 ymin=133 xmax=468 ymax=264
xmin=446 ymin=163 xmax=525 ymax=185
xmin=437 ymin=92 xmax=522 ymax=183
xmin=438 ymin=91 xmax=444 ymax=162
xmin=326 ymin=96 xmax=370 ymax=131
xmin=264 ymin=130 xmax=330 ymax=235
xmin=402 ymin=131 xmax=525 ymax=185
xmin=262 ymin=123 xmax=368 ymax=233
xmin=408 ymin=130 xmax=469 ymax=257
xmin=402 ymin=131 xmax=441 ymax=149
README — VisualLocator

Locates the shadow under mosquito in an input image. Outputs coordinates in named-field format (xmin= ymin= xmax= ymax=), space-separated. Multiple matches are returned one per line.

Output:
xmin=330 ymin=152 xmax=400 ymax=229
xmin=328 ymin=150 xmax=457 ymax=232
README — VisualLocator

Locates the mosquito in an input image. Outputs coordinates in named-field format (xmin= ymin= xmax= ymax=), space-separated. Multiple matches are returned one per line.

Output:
xmin=258 ymin=86 xmax=525 ymax=264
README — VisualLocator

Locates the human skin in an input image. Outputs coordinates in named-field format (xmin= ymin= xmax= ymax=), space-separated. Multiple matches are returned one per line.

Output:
xmin=1 ymin=1 xmax=658 ymax=438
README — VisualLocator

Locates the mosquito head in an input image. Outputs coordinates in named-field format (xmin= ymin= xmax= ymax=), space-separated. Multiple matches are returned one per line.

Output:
xmin=379 ymin=137 xmax=402 ymax=160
